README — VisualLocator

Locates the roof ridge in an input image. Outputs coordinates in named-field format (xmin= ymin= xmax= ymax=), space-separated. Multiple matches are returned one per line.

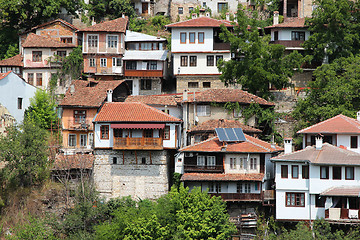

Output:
xmin=245 ymin=135 xmax=273 ymax=152
xmin=179 ymin=136 xmax=218 ymax=151
xmin=297 ymin=114 xmax=342 ymax=133
xmin=340 ymin=114 xmax=360 ymax=129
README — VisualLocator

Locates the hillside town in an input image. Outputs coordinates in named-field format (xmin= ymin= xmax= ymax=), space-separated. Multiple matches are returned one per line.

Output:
xmin=1 ymin=0 xmax=360 ymax=238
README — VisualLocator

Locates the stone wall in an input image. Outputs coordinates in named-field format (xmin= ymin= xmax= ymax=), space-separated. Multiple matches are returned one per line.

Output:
xmin=93 ymin=149 xmax=170 ymax=200
xmin=139 ymin=78 xmax=162 ymax=95
xmin=176 ymin=75 xmax=237 ymax=93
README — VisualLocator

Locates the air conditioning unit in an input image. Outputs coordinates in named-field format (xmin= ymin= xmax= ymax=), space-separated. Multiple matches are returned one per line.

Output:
xmin=185 ymin=152 xmax=193 ymax=157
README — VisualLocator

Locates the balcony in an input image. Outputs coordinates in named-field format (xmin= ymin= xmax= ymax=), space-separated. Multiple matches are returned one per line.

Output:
xmin=124 ymin=70 xmax=163 ymax=78
xmin=184 ymin=164 xmax=224 ymax=173
xmin=270 ymin=40 xmax=305 ymax=49
xmin=325 ymin=208 xmax=360 ymax=221
xmin=213 ymin=42 xmax=231 ymax=50
xmin=67 ymin=120 xmax=93 ymax=131
xmin=209 ymin=193 xmax=262 ymax=202
xmin=113 ymin=137 xmax=163 ymax=150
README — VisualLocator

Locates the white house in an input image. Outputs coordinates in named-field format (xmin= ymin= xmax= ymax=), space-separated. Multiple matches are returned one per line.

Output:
xmin=272 ymin=137 xmax=360 ymax=222
xmin=0 ymin=71 xmax=38 ymax=123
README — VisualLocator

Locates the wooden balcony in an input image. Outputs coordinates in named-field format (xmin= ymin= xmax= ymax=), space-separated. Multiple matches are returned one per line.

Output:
xmin=209 ymin=193 xmax=262 ymax=202
xmin=113 ymin=137 xmax=163 ymax=150
xmin=270 ymin=40 xmax=305 ymax=48
xmin=325 ymin=208 xmax=360 ymax=221
xmin=67 ymin=120 xmax=93 ymax=131
xmin=124 ymin=70 xmax=163 ymax=78
xmin=213 ymin=42 xmax=230 ymax=50
xmin=184 ymin=164 xmax=224 ymax=173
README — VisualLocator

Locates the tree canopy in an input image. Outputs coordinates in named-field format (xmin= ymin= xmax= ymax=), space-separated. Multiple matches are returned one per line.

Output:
xmin=218 ymin=7 xmax=303 ymax=100
xmin=87 ymin=0 xmax=136 ymax=22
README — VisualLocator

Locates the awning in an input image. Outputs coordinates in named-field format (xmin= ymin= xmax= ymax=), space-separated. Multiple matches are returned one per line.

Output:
xmin=111 ymin=123 xmax=165 ymax=129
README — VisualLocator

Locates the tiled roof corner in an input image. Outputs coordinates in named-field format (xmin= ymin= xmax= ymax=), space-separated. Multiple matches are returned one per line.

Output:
xmin=22 ymin=33 xmax=75 ymax=48
xmin=78 ymin=17 xmax=128 ymax=33
xmin=265 ymin=18 xmax=306 ymax=29
xmin=0 ymin=54 xmax=23 ymax=67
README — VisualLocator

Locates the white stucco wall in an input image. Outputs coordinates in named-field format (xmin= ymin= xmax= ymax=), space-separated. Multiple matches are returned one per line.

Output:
xmin=271 ymin=28 xmax=311 ymax=41
xmin=171 ymin=28 xmax=214 ymax=52
xmin=224 ymin=153 xmax=260 ymax=174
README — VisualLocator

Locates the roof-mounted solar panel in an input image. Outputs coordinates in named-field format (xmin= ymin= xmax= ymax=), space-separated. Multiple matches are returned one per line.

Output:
xmin=215 ymin=128 xmax=246 ymax=142
xmin=215 ymin=128 xmax=228 ymax=141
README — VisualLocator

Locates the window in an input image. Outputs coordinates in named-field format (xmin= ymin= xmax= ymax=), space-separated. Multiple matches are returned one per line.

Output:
xmin=140 ymin=79 xmax=152 ymax=90
xmin=180 ymin=32 xmax=186 ymax=43
xmin=114 ymin=129 xmax=122 ymax=138
xmin=164 ymin=126 xmax=170 ymax=140
xmin=36 ymin=73 xmax=42 ymax=86
xmin=203 ymin=82 xmax=211 ymax=88
xmin=107 ymin=35 xmax=118 ymax=48
xmin=216 ymin=182 xmax=221 ymax=193
xmin=112 ymin=57 xmax=122 ymax=67
xmin=208 ymin=156 xmax=216 ymax=167
xmin=274 ymin=31 xmax=279 ymax=41
xmin=61 ymin=37 xmax=73 ymax=44
xmin=189 ymin=7 xmax=194 ymax=13
xmin=140 ymin=43 xmax=152 ymax=50
xmin=113 ymin=157 xmax=117 ymax=164
xmin=218 ymin=2 xmax=228 ymax=12
xmin=88 ymin=35 xmax=98 ymax=48
xmin=68 ymin=134 xmax=76 ymax=147
xmin=57 ymin=51 xmax=66 ymax=58
xmin=207 ymin=55 xmax=214 ymax=66
xmin=346 ymin=167 xmax=354 ymax=180
xmin=250 ymin=158 xmax=257 ymax=170
xmin=147 ymin=61 xmax=157 ymax=70
xmin=202 ymin=2 xmax=206 ymax=7
xmin=315 ymin=194 xmax=326 ymax=208
xmin=197 ymin=156 xmax=205 ymax=166
xmin=80 ymin=134 xmax=87 ymax=147
xmin=237 ymin=183 xmax=242 ymax=193
xmin=255 ymin=182 xmax=259 ymax=191
xmin=230 ymin=158 xmax=236 ymax=169
xmin=74 ymin=110 xmax=86 ymax=123
xmin=142 ymin=157 xmax=146 ymax=164
xmin=126 ymin=61 xmax=137 ymax=70
xmin=351 ymin=136 xmax=358 ymax=149
xmin=198 ymin=32 xmax=204 ymax=43
xmin=292 ymin=165 xmax=299 ymax=178
xmin=197 ymin=105 xmax=210 ymax=116
xmin=89 ymin=133 xmax=94 ymax=146
xmin=100 ymin=125 xmax=109 ymax=139
xmin=333 ymin=166 xmax=342 ymax=180
xmin=281 ymin=165 xmax=288 ymax=178
xmin=178 ymin=7 xmax=183 ymax=14
xmin=89 ymin=58 xmax=96 ymax=67
xmin=286 ymin=192 xmax=305 ymax=207
xmin=320 ymin=166 xmax=329 ymax=179
xmin=189 ymin=32 xmax=195 ymax=43
xmin=144 ymin=129 xmax=153 ymax=138
xmin=188 ymin=82 xmax=198 ymax=88
xmin=234 ymin=109 xmax=242 ymax=118
xmin=17 ymin=98 xmax=23 ymax=109
xmin=216 ymin=55 xmax=223 ymax=64
xmin=244 ymin=183 xmax=251 ymax=193
xmin=28 ymin=73 xmax=34 ymax=85
xmin=189 ymin=56 xmax=197 ymax=66
xmin=291 ymin=31 xmax=305 ymax=41
xmin=100 ymin=58 xmax=107 ymax=67
xmin=180 ymin=56 xmax=188 ymax=66
xmin=32 ymin=51 xmax=42 ymax=62
xmin=302 ymin=165 xmax=309 ymax=179
xmin=239 ymin=158 xmax=244 ymax=169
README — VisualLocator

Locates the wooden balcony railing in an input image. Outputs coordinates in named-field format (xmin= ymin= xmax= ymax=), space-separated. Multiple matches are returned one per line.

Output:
xmin=67 ymin=120 xmax=93 ymax=131
xmin=325 ymin=208 xmax=360 ymax=220
xmin=213 ymin=42 xmax=231 ymax=50
xmin=184 ymin=164 xmax=224 ymax=173
xmin=124 ymin=70 xmax=163 ymax=78
xmin=209 ymin=193 xmax=262 ymax=201
xmin=113 ymin=137 xmax=163 ymax=150
xmin=270 ymin=40 xmax=305 ymax=48
xmin=262 ymin=190 xmax=275 ymax=200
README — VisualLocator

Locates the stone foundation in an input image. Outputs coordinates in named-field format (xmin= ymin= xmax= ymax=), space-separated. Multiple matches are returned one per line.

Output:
xmin=176 ymin=75 xmax=240 ymax=93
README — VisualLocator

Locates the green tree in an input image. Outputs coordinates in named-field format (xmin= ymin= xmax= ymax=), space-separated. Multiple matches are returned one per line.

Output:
xmin=25 ymin=90 xmax=58 ymax=130
xmin=292 ymin=55 xmax=360 ymax=129
xmin=303 ymin=0 xmax=360 ymax=64
xmin=87 ymin=0 xmax=136 ymax=23
xmin=218 ymin=6 xmax=303 ymax=100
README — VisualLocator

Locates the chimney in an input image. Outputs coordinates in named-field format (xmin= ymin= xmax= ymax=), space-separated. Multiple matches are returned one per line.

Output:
xmin=205 ymin=12 xmax=210 ymax=17
xmin=192 ymin=13 xmax=197 ymax=19
xmin=357 ymin=111 xmax=360 ymax=121
xmin=315 ymin=134 xmax=323 ymax=150
xmin=122 ymin=13 xmax=125 ymax=18
xmin=107 ymin=89 xmax=113 ymax=102
xmin=183 ymin=89 xmax=188 ymax=101
xmin=70 ymin=84 xmax=75 ymax=94
xmin=226 ymin=12 xmax=230 ymax=21
xmin=273 ymin=11 xmax=279 ymax=25
xmin=284 ymin=138 xmax=292 ymax=154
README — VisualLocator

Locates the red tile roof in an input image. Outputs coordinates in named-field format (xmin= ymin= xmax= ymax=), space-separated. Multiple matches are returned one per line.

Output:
xmin=53 ymin=154 xmax=94 ymax=170
xmin=180 ymin=135 xmax=282 ymax=153
xmin=125 ymin=94 xmax=182 ymax=106
xmin=79 ymin=17 xmax=128 ymax=33
xmin=60 ymin=80 xmax=125 ymax=107
xmin=189 ymin=119 xmax=261 ymax=133
xmin=321 ymin=186 xmax=360 ymax=197
xmin=22 ymin=33 xmax=75 ymax=48
xmin=297 ymin=114 xmax=360 ymax=134
xmin=94 ymin=102 xmax=182 ymax=122
xmin=22 ymin=18 xmax=78 ymax=35
xmin=0 ymin=54 xmax=23 ymax=67
xmin=166 ymin=17 xmax=233 ymax=28
xmin=271 ymin=143 xmax=360 ymax=165
xmin=181 ymin=173 xmax=264 ymax=181
xmin=265 ymin=18 xmax=306 ymax=29
xmin=0 ymin=71 xmax=12 ymax=80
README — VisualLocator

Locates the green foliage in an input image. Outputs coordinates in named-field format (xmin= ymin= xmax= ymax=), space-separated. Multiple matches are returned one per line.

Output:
xmin=292 ymin=55 xmax=360 ymax=130
xmin=25 ymin=90 xmax=58 ymax=130
xmin=61 ymin=46 xmax=84 ymax=80
xmin=172 ymin=172 xmax=182 ymax=190
xmin=303 ymin=0 xmax=360 ymax=64
xmin=3 ymin=43 xmax=19 ymax=60
xmin=129 ymin=15 xmax=171 ymax=37
xmin=0 ymin=120 xmax=50 ymax=188
xmin=218 ymin=6 xmax=304 ymax=100
xmin=87 ymin=0 xmax=136 ymax=22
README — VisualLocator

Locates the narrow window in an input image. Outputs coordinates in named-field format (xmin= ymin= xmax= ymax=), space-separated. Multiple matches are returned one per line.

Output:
xmin=237 ymin=182 xmax=242 ymax=193
xmin=178 ymin=7 xmax=183 ymax=14
xmin=17 ymin=98 xmax=23 ymax=109
xmin=180 ymin=56 xmax=188 ymax=66
xmin=198 ymin=32 xmax=204 ymax=43
xmin=291 ymin=165 xmax=299 ymax=178
xmin=346 ymin=167 xmax=354 ymax=180
xmin=250 ymin=158 xmax=257 ymax=170
xmin=189 ymin=32 xmax=195 ymax=43
xmin=230 ymin=157 xmax=236 ymax=169
xmin=112 ymin=57 xmax=122 ymax=67
xmin=244 ymin=183 xmax=250 ymax=193
xmin=32 ymin=51 xmax=42 ymax=62
xmin=216 ymin=55 xmax=223 ymax=64
xmin=351 ymin=136 xmax=358 ymax=149
xmin=302 ymin=165 xmax=309 ymax=179
xmin=113 ymin=157 xmax=117 ymax=164
xmin=89 ymin=58 xmax=96 ymax=67
xmin=333 ymin=166 xmax=341 ymax=180
xmin=281 ymin=165 xmax=288 ymax=178
xmin=163 ymin=126 xmax=170 ymax=140
xmin=36 ymin=73 xmax=42 ymax=86
xmin=100 ymin=125 xmax=109 ymax=139
xmin=28 ymin=73 xmax=34 ymax=85
xmin=180 ymin=32 xmax=186 ymax=43
xmin=197 ymin=156 xmax=205 ymax=166
xmin=68 ymin=134 xmax=76 ymax=147
xmin=320 ymin=166 xmax=329 ymax=179
xmin=100 ymin=58 xmax=107 ymax=67
xmin=207 ymin=55 xmax=214 ymax=66
xmin=107 ymin=35 xmax=118 ymax=48
xmin=80 ymin=134 xmax=87 ymax=147
xmin=142 ymin=157 xmax=146 ymax=164
xmin=274 ymin=31 xmax=279 ymax=41
xmin=207 ymin=156 xmax=216 ymax=168
xmin=88 ymin=35 xmax=98 ymax=48
xmin=189 ymin=56 xmax=197 ymax=67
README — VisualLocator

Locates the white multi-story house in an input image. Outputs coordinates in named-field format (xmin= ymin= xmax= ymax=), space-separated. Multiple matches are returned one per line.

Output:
xmin=93 ymin=102 xmax=182 ymax=200
xmin=166 ymin=17 xmax=233 ymax=92
xmin=297 ymin=114 xmax=360 ymax=153
xmin=272 ymin=137 xmax=360 ymax=222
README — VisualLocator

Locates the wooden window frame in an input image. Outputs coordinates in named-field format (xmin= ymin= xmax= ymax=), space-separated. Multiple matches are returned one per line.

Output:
xmin=291 ymin=165 xmax=299 ymax=179
xmin=100 ymin=125 xmax=109 ymax=140
xmin=74 ymin=110 xmax=86 ymax=123
xmin=351 ymin=136 xmax=358 ymax=149
xmin=180 ymin=32 xmax=186 ymax=44
xmin=28 ymin=73 xmax=34 ymax=85
xmin=100 ymin=58 xmax=107 ymax=67
xmin=180 ymin=56 xmax=188 ymax=67
xmin=198 ymin=32 xmax=204 ymax=44
xmin=80 ymin=134 xmax=87 ymax=147
xmin=285 ymin=192 xmax=305 ymax=207
xmin=332 ymin=166 xmax=342 ymax=180
xmin=88 ymin=35 xmax=98 ymax=48
xmin=36 ymin=73 xmax=42 ymax=86
xmin=189 ymin=56 xmax=197 ymax=67
xmin=68 ymin=134 xmax=76 ymax=147
xmin=281 ymin=165 xmax=288 ymax=178
xmin=89 ymin=58 xmax=96 ymax=67
xmin=320 ymin=166 xmax=329 ymax=179
xmin=189 ymin=32 xmax=195 ymax=44
xmin=207 ymin=55 xmax=214 ymax=66
xmin=345 ymin=167 xmax=354 ymax=180
xmin=32 ymin=51 xmax=42 ymax=62
xmin=302 ymin=165 xmax=309 ymax=179
xmin=163 ymin=126 xmax=170 ymax=140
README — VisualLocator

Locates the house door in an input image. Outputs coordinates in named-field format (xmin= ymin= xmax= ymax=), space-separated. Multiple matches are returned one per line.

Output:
xmin=142 ymin=3 xmax=148 ymax=14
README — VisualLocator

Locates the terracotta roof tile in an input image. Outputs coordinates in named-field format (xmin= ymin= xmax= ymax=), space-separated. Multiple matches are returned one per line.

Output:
xmin=265 ymin=18 xmax=306 ymax=29
xmin=166 ymin=17 xmax=233 ymax=28
xmin=0 ymin=71 xmax=12 ymax=80
xmin=0 ymin=54 xmax=23 ymax=67
xmin=181 ymin=173 xmax=264 ymax=181
xmin=53 ymin=154 xmax=94 ymax=170
xmin=125 ymin=94 xmax=182 ymax=106
xmin=94 ymin=102 xmax=182 ymax=122
xmin=321 ymin=186 xmax=360 ymax=197
xmin=79 ymin=17 xmax=128 ymax=33
xmin=271 ymin=143 xmax=360 ymax=165
xmin=22 ymin=33 xmax=75 ymax=48
xmin=22 ymin=19 xmax=78 ymax=35
xmin=60 ymin=80 xmax=125 ymax=107
xmin=180 ymin=135 xmax=282 ymax=153
xmin=297 ymin=114 xmax=360 ymax=134
xmin=189 ymin=119 xmax=261 ymax=133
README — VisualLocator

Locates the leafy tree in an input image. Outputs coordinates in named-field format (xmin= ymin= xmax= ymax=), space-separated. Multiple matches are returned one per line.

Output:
xmin=0 ymin=120 xmax=50 ymax=188
xmin=3 ymin=43 xmax=19 ymax=60
xmin=303 ymin=0 xmax=360 ymax=64
xmin=87 ymin=0 xmax=136 ymax=23
xmin=25 ymin=90 xmax=58 ymax=130
xmin=218 ymin=6 xmax=303 ymax=100
xmin=292 ymin=55 xmax=360 ymax=129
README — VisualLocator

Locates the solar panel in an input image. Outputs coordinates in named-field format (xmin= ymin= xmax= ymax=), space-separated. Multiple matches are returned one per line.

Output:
xmin=215 ymin=128 xmax=228 ymax=142
xmin=215 ymin=128 xmax=246 ymax=142
xmin=225 ymin=128 xmax=237 ymax=141
xmin=234 ymin=128 xmax=246 ymax=142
